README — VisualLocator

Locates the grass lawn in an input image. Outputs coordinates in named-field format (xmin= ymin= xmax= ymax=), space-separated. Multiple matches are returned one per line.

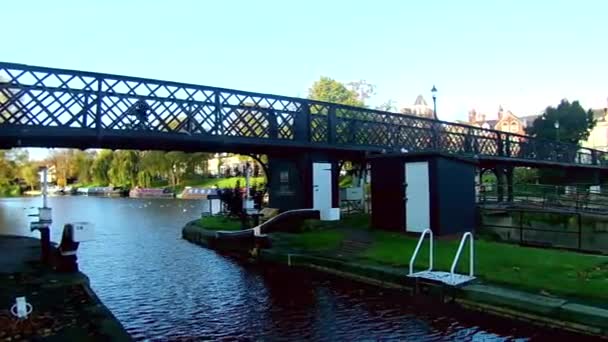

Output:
xmin=195 ymin=216 xmax=243 ymax=231
xmin=280 ymin=213 xmax=608 ymax=301
xmin=362 ymin=229 xmax=608 ymax=301
xmin=281 ymin=230 xmax=345 ymax=251
xmin=168 ymin=176 xmax=266 ymax=192
xmin=300 ymin=213 xmax=370 ymax=231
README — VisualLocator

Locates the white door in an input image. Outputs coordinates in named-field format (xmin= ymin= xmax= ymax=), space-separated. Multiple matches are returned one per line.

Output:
xmin=405 ymin=162 xmax=430 ymax=232
xmin=313 ymin=162 xmax=332 ymax=210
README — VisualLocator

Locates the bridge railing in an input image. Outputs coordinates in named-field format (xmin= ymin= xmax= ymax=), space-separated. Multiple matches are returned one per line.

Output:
xmin=0 ymin=61 xmax=605 ymax=167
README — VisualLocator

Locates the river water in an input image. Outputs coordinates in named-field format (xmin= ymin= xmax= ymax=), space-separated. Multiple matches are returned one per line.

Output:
xmin=0 ymin=196 xmax=590 ymax=341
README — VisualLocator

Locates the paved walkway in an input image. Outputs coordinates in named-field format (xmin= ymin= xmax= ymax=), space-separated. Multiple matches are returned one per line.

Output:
xmin=327 ymin=228 xmax=373 ymax=259
xmin=0 ymin=235 xmax=130 ymax=341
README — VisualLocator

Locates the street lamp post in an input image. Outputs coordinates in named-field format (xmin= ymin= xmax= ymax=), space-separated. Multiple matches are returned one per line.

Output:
xmin=431 ymin=85 xmax=438 ymax=120
xmin=554 ymin=120 xmax=560 ymax=142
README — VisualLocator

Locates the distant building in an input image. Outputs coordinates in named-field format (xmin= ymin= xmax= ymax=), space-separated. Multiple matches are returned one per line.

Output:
xmin=466 ymin=106 xmax=539 ymax=135
xmin=400 ymin=95 xmax=434 ymax=119
xmin=582 ymin=99 xmax=608 ymax=151
xmin=206 ymin=153 xmax=260 ymax=178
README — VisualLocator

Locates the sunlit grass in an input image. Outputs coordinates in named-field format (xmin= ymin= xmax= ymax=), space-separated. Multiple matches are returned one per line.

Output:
xmin=195 ymin=215 xmax=243 ymax=231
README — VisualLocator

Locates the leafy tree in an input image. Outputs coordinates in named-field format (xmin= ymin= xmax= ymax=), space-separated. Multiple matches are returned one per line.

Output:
xmin=108 ymin=150 xmax=139 ymax=187
xmin=347 ymin=80 xmax=376 ymax=103
xmin=525 ymin=100 xmax=596 ymax=184
xmin=91 ymin=150 xmax=113 ymax=185
xmin=308 ymin=77 xmax=364 ymax=107
xmin=0 ymin=150 xmax=16 ymax=187
xmin=73 ymin=150 xmax=94 ymax=184
xmin=21 ymin=163 xmax=40 ymax=190
xmin=526 ymin=100 xmax=596 ymax=144
xmin=165 ymin=151 xmax=190 ymax=186
xmin=47 ymin=149 xmax=78 ymax=186
xmin=376 ymin=99 xmax=397 ymax=112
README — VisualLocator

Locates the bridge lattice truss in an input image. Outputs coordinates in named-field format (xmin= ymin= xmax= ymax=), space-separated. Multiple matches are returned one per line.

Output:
xmin=0 ymin=62 xmax=605 ymax=167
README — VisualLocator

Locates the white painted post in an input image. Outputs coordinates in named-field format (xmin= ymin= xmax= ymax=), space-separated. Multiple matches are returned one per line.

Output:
xmin=245 ymin=162 xmax=250 ymax=202
xmin=41 ymin=167 xmax=48 ymax=208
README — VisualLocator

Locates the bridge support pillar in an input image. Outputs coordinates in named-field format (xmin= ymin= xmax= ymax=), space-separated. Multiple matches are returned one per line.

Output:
xmin=495 ymin=167 xmax=505 ymax=202
xmin=506 ymin=166 xmax=514 ymax=202
xmin=267 ymin=153 xmax=339 ymax=212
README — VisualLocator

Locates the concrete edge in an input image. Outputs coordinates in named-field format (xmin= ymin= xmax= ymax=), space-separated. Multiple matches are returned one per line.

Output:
xmin=81 ymin=283 xmax=132 ymax=341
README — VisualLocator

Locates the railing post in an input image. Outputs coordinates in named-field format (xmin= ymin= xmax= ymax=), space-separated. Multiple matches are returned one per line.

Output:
xmin=214 ymin=91 xmax=223 ymax=136
xmin=185 ymin=103 xmax=192 ymax=134
xmin=82 ymin=93 xmax=89 ymax=128
xmin=592 ymin=150 xmax=598 ymax=166
xmin=496 ymin=133 xmax=504 ymax=157
xmin=432 ymin=122 xmax=440 ymax=151
xmin=464 ymin=127 xmax=472 ymax=154
xmin=505 ymin=135 xmax=511 ymax=157
xmin=519 ymin=210 xmax=524 ymax=245
xmin=328 ymin=106 xmax=336 ymax=144
xmin=267 ymin=109 xmax=278 ymax=139
xmin=95 ymin=79 xmax=103 ymax=138
xmin=295 ymin=103 xmax=310 ymax=143
xmin=577 ymin=213 xmax=582 ymax=251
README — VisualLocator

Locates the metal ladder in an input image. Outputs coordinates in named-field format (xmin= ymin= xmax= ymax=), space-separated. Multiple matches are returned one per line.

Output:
xmin=407 ymin=230 xmax=476 ymax=286
xmin=408 ymin=229 xmax=433 ymax=276
xmin=449 ymin=232 xmax=475 ymax=285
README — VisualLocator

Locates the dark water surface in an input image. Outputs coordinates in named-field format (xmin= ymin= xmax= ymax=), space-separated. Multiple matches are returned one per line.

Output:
xmin=0 ymin=196 xmax=591 ymax=341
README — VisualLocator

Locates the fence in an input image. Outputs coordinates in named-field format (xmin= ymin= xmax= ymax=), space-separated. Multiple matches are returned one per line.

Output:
xmin=478 ymin=183 xmax=608 ymax=215
xmin=480 ymin=208 xmax=608 ymax=254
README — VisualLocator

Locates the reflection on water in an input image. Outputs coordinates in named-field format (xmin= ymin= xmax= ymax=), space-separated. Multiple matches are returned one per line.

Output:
xmin=0 ymin=196 xmax=591 ymax=341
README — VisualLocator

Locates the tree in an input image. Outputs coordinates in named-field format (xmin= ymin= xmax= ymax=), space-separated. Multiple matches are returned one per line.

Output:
xmin=376 ymin=99 xmax=397 ymax=112
xmin=0 ymin=150 xmax=16 ymax=187
xmin=526 ymin=99 xmax=596 ymax=145
xmin=139 ymin=150 xmax=170 ymax=180
xmin=308 ymin=77 xmax=364 ymax=107
xmin=526 ymin=100 xmax=596 ymax=184
xmin=47 ymin=149 xmax=78 ymax=186
xmin=108 ymin=150 xmax=139 ymax=187
xmin=73 ymin=150 xmax=94 ymax=184
xmin=165 ymin=151 xmax=190 ymax=186
xmin=347 ymin=80 xmax=376 ymax=104
xmin=91 ymin=150 xmax=114 ymax=185
xmin=21 ymin=163 xmax=40 ymax=190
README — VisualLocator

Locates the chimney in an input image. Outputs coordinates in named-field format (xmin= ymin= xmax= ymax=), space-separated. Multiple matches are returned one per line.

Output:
xmin=481 ymin=113 xmax=486 ymax=122
xmin=468 ymin=109 xmax=476 ymax=123
xmin=498 ymin=105 xmax=503 ymax=120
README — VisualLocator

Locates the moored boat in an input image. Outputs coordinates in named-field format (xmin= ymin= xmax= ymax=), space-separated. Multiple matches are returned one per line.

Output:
xmin=62 ymin=186 xmax=76 ymax=195
xmin=129 ymin=187 xmax=175 ymax=198
xmin=76 ymin=186 xmax=126 ymax=197
xmin=178 ymin=187 xmax=218 ymax=199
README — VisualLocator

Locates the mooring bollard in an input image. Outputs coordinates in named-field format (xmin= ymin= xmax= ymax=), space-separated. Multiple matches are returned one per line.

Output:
xmin=10 ymin=296 xmax=33 ymax=319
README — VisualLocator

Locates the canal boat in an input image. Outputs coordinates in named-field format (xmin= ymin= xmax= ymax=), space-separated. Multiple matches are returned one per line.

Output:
xmin=47 ymin=185 xmax=63 ymax=195
xmin=178 ymin=187 xmax=218 ymax=199
xmin=77 ymin=187 xmax=126 ymax=197
xmin=129 ymin=187 xmax=175 ymax=198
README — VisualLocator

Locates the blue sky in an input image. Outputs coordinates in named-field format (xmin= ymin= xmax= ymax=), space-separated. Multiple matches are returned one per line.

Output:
xmin=3 ymin=0 xmax=607 ymax=159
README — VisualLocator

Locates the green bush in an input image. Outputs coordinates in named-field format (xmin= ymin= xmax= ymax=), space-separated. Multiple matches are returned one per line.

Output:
xmin=0 ymin=185 xmax=21 ymax=197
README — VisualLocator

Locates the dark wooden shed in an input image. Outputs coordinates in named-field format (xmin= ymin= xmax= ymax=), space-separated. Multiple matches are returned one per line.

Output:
xmin=370 ymin=152 xmax=477 ymax=236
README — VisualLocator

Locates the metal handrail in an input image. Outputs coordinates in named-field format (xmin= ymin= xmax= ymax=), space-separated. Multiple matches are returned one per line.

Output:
xmin=408 ymin=229 xmax=433 ymax=276
xmin=1 ymin=61 xmax=607 ymax=167
xmin=450 ymin=232 xmax=474 ymax=281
